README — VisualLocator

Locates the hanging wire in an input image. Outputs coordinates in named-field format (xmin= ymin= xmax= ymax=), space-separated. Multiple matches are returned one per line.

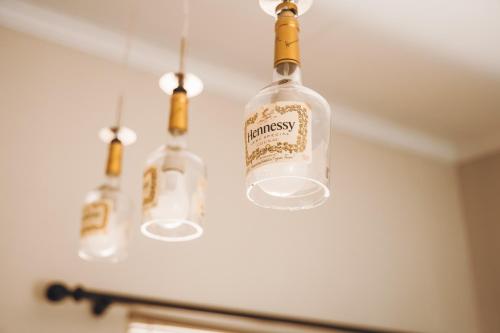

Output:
xmin=179 ymin=0 xmax=189 ymax=74
xmin=115 ymin=0 xmax=138 ymax=128
xmin=115 ymin=95 xmax=124 ymax=128
xmin=177 ymin=0 xmax=190 ymax=86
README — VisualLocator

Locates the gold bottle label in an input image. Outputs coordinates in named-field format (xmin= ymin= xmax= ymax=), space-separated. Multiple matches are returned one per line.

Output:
xmin=192 ymin=178 xmax=207 ymax=218
xmin=80 ymin=199 xmax=112 ymax=237
xmin=142 ymin=166 xmax=158 ymax=211
xmin=244 ymin=101 xmax=312 ymax=173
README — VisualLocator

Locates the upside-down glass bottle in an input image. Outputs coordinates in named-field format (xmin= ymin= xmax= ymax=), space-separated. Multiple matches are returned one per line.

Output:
xmin=245 ymin=0 xmax=331 ymax=210
xmin=141 ymin=74 xmax=207 ymax=242
xmin=79 ymin=125 xmax=136 ymax=262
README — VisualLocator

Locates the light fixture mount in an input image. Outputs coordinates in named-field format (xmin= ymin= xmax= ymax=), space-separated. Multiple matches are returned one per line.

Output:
xmin=99 ymin=126 xmax=137 ymax=146
xmin=159 ymin=72 xmax=203 ymax=98
xmin=259 ymin=0 xmax=313 ymax=17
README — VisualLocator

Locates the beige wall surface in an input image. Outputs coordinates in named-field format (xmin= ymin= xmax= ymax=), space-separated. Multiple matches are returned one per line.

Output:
xmin=0 ymin=27 xmax=479 ymax=333
xmin=459 ymin=152 xmax=500 ymax=333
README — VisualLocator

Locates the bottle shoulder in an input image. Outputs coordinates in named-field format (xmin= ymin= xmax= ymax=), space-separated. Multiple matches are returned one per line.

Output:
xmin=146 ymin=144 xmax=206 ymax=171
xmin=246 ymin=81 xmax=330 ymax=114
xmin=84 ymin=185 xmax=131 ymax=204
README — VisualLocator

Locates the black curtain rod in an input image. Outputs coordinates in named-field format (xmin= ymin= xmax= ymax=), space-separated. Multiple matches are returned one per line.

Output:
xmin=45 ymin=282 xmax=410 ymax=333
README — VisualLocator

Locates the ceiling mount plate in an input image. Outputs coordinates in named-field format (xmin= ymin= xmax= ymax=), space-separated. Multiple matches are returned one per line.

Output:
xmin=259 ymin=0 xmax=313 ymax=17
xmin=159 ymin=72 xmax=204 ymax=98
xmin=99 ymin=126 xmax=137 ymax=145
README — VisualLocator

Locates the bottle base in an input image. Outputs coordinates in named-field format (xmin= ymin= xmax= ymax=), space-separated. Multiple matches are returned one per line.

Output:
xmin=78 ymin=249 xmax=126 ymax=263
xmin=141 ymin=218 xmax=203 ymax=242
xmin=246 ymin=175 xmax=330 ymax=210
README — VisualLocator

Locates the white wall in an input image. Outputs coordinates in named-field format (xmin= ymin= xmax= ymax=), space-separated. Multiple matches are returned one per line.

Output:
xmin=0 ymin=27 xmax=479 ymax=333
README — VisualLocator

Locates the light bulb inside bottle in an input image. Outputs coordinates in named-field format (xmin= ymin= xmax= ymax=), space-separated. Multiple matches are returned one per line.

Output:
xmin=253 ymin=162 xmax=308 ymax=197
xmin=151 ymin=169 xmax=190 ymax=229
xmin=80 ymin=217 xmax=120 ymax=257
xmin=141 ymin=146 xmax=206 ymax=242
xmin=79 ymin=184 xmax=132 ymax=263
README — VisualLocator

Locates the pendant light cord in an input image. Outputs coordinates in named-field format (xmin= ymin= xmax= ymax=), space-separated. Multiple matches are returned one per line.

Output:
xmin=177 ymin=0 xmax=189 ymax=86
xmin=115 ymin=95 xmax=123 ymax=129
xmin=115 ymin=0 xmax=139 ymax=129
xmin=179 ymin=38 xmax=187 ymax=76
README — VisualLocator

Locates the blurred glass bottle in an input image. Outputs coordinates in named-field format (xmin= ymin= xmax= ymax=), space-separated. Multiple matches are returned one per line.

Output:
xmin=141 ymin=77 xmax=207 ymax=242
xmin=79 ymin=125 xmax=135 ymax=262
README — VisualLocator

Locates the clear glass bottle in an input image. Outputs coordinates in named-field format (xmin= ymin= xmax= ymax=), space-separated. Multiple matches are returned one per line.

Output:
xmin=141 ymin=84 xmax=207 ymax=242
xmin=79 ymin=136 xmax=134 ymax=262
xmin=245 ymin=0 xmax=331 ymax=210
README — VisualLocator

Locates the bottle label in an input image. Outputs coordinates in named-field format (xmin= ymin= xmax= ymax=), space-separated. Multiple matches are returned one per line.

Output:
xmin=245 ymin=101 xmax=312 ymax=173
xmin=80 ymin=199 xmax=112 ymax=237
xmin=142 ymin=166 xmax=158 ymax=211
xmin=191 ymin=178 xmax=207 ymax=218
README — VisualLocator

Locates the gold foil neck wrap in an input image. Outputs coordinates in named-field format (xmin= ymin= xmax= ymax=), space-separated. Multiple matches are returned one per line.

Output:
xmin=105 ymin=139 xmax=123 ymax=177
xmin=168 ymin=90 xmax=188 ymax=135
xmin=274 ymin=10 xmax=300 ymax=67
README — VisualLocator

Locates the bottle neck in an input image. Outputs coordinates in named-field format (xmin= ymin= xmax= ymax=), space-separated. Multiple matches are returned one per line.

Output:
xmin=105 ymin=138 xmax=122 ymax=177
xmin=104 ymin=175 xmax=121 ymax=189
xmin=272 ymin=61 xmax=302 ymax=85
xmin=168 ymin=87 xmax=188 ymax=135
xmin=167 ymin=132 xmax=188 ymax=150
xmin=167 ymin=86 xmax=189 ymax=150
xmin=273 ymin=6 xmax=302 ymax=85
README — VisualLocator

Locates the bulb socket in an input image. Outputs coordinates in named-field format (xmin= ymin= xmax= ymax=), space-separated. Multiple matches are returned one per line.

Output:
xmin=275 ymin=1 xmax=298 ymax=15
xmin=105 ymin=138 xmax=123 ymax=177
xmin=168 ymin=87 xmax=189 ymax=135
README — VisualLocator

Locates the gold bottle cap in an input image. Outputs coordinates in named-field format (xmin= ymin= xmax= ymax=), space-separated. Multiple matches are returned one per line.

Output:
xmin=274 ymin=7 xmax=301 ymax=67
xmin=99 ymin=126 xmax=137 ymax=146
xmin=99 ymin=126 xmax=136 ymax=177
xmin=168 ymin=87 xmax=189 ymax=135
xmin=105 ymin=138 xmax=123 ymax=177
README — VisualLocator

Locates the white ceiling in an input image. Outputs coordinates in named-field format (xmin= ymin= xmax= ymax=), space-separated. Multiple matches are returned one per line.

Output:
xmin=1 ymin=0 xmax=500 ymax=161
xmin=325 ymin=0 xmax=500 ymax=75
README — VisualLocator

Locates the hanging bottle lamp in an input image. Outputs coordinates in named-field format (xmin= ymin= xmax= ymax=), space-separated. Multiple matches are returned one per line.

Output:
xmin=141 ymin=1 xmax=207 ymax=242
xmin=79 ymin=103 xmax=137 ymax=262
xmin=79 ymin=4 xmax=138 ymax=262
xmin=244 ymin=0 xmax=332 ymax=210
